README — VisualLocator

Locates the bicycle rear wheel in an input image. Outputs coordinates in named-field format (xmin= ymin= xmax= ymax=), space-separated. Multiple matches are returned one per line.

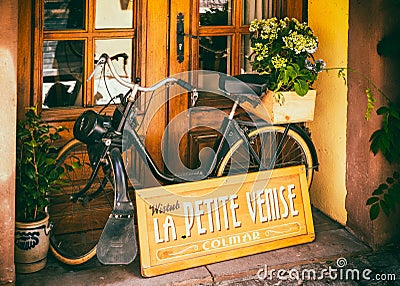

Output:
xmin=48 ymin=139 xmax=115 ymax=265
xmin=216 ymin=125 xmax=315 ymax=187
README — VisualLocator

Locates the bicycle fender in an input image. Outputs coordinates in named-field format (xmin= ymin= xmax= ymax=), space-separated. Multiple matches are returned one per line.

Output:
xmin=289 ymin=124 xmax=319 ymax=171
xmin=97 ymin=147 xmax=138 ymax=265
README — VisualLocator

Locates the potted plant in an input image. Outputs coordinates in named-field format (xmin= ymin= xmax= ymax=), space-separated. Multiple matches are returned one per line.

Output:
xmin=247 ymin=17 xmax=325 ymax=123
xmin=15 ymin=106 xmax=66 ymax=273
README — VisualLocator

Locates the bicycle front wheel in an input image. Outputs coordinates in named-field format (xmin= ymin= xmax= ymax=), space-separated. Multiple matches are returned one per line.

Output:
xmin=216 ymin=125 xmax=315 ymax=187
xmin=48 ymin=139 xmax=115 ymax=265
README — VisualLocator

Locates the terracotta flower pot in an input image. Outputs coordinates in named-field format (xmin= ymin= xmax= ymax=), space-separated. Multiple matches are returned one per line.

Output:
xmin=15 ymin=212 xmax=51 ymax=273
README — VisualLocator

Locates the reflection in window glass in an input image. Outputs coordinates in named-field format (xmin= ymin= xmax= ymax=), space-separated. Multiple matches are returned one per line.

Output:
xmin=42 ymin=40 xmax=84 ymax=108
xmin=44 ymin=0 xmax=85 ymax=30
xmin=95 ymin=0 xmax=134 ymax=29
xmin=199 ymin=0 xmax=231 ymax=26
xmin=242 ymin=0 xmax=272 ymax=25
xmin=240 ymin=35 xmax=252 ymax=73
xmin=199 ymin=36 xmax=231 ymax=73
xmin=94 ymin=39 xmax=133 ymax=105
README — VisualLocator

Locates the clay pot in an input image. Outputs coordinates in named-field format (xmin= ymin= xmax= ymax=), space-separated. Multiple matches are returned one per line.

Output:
xmin=15 ymin=212 xmax=51 ymax=273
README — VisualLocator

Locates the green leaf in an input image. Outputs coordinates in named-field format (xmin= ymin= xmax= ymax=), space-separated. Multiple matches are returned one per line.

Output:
xmin=26 ymin=165 xmax=36 ymax=180
xmin=365 ymin=87 xmax=376 ymax=120
xmin=369 ymin=129 xmax=383 ymax=141
xmin=366 ymin=197 xmax=379 ymax=205
xmin=372 ymin=183 xmax=388 ymax=196
xmin=293 ymin=79 xmax=309 ymax=96
xmin=369 ymin=129 xmax=390 ymax=156
xmin=370 ymin=203 xmax=380 ymax=220
xmin=71 ymin=161 xmax=83 ymax=169
xmin=376 ymin=106 xmax=389 ymax=115
xmin=384 ymin=193 xmax=395 ymax=210
xmin=388 ymin=105 xmax=400 ymax=119
xmin=372 ymin=188 xmax=383 ymax=195
xmin=387 ymin=177 xmax=395 ymax=184
xmin=390 ymin=183 xmax=400 ymax=200
xmin=379 ymin=183 xmax=389 ymax=190
xmin=380 ymin=200 xmax=390 ymax=217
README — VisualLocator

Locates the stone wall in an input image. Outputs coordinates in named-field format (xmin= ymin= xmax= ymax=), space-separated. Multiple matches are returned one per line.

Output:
xmin=0 ymin=0 xmax=17 ymax=283
xmin=346 ymin=0 xmax=400 ymax=247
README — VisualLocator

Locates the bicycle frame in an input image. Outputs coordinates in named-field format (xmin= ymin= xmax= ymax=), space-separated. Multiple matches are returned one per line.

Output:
xmin=72 ymin=95 xmax=273 ymax=204
xmin=117 ymin=96 xmax=264 ymax=184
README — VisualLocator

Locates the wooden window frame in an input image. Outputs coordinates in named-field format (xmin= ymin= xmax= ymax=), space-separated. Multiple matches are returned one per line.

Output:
xmin=33 ymin=0 xmax=137 ymax=121
xmin=191 ymin=0 xmax=249 ymax=75
xmin=191 ymin=0 xmax=307 ymax=75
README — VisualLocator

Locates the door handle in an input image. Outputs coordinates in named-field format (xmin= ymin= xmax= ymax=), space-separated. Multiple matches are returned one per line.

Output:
xmin=176 ymin=13 xmax=199 ymax=63
xmin=177 ymin=13 xmax=185 ymax=63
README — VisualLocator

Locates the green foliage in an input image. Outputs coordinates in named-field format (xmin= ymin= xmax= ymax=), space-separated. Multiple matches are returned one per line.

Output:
xmin=273 ymin=63 xmax=317 ymax=96
xmin=367 ymin=172 xmax=400 ymax=220
xmin=16 ymin=106 xmax=67 ymax=222
xmin=366 ymin=101 xmax=400 ymax=221
xmin=361 ymin=86 xmax=400 ymax=221
xmin=360 ymin=86 xmax=400 ymax=221
xmin=327 ymin=66 xmax=400 ymax=221
xmin=369 ymin=103 xmax=400 ymax=163
xmin=365 ymin=87 xmax=376 ymax=120
xmin=248 ymin=17 xmax=325 ymax=96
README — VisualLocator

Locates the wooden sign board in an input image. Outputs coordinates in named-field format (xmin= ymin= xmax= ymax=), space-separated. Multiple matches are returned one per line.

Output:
xmin=135 ymin=165 xmax=315 ymax=277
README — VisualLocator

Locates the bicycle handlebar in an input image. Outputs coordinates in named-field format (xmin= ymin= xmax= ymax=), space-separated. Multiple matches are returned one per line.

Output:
xmin=110 ymin=53 xmax=128 ymax=65
xmin=88 ymin=53 xmax=196 ymax=101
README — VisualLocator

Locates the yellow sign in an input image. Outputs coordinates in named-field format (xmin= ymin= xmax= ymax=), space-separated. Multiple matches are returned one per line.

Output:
xmin=135 ymin=165 xmax=314 ymax=277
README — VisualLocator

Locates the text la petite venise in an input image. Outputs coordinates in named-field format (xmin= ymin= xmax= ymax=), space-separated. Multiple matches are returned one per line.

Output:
xmin=152 ymin=183 xmax=299 ymax=244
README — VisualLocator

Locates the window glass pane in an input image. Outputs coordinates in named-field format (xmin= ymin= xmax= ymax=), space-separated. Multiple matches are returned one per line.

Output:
xmin=199 ymin=36 xmax=231 ymax=73
xmin=42 ymin=40 xmax=84 ymax=108
xmin=94 ymin=39 xmax=133 ymax=105
xmin=199 ymin=0 xmax=231 ymax=26
xmin=243 ymin=0 xmax=272 ymax=25
xmin=95 ymin=0 xmax=134 ymax=29
xmin=240 ymin=35 xmax=252 ymax=73
xmin=44 ymin=0 xmax=85 ymax=30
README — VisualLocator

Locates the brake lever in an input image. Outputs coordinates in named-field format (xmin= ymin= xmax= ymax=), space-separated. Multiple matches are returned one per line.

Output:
xmin=87 ymin=57 xmax=107 ymax=81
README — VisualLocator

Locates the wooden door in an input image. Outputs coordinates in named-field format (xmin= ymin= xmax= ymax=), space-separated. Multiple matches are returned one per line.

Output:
xmin=137 ymin=0 xmax=192 ymax=186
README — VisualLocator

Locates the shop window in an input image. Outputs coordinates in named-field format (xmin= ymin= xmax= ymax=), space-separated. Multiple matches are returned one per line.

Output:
xmin=36 ymin=0 xmax=136 ymax=114
xmin=197 ymin=0 xmax=306 ymax=75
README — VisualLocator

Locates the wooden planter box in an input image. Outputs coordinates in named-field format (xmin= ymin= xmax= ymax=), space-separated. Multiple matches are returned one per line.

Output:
xmin=244 ymin=90 xmax=317 ymax=124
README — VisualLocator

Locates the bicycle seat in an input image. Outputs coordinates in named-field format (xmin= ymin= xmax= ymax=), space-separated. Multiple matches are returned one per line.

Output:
xmin=219 ymin=74 xmax=269 ymax=97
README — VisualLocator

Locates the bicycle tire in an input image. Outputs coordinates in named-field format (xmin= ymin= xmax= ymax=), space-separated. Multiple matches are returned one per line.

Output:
xmin=48 ymin=139 xmax=115 ymax=265
xmin=216 ymin=125 xmax=315 ymax=187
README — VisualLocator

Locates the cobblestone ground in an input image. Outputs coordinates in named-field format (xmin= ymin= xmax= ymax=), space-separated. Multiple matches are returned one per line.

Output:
xmin=218 ymin=244 xmax=400 ymax=286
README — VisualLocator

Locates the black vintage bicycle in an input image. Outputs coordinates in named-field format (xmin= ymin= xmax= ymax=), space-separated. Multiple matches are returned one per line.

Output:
xmin=47 ymin=53 xmax=318 ymax=265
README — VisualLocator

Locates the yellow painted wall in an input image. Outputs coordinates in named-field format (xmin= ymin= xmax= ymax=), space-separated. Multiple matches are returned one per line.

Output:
xmin=307 ymin=0 xmax=349 ymax=225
